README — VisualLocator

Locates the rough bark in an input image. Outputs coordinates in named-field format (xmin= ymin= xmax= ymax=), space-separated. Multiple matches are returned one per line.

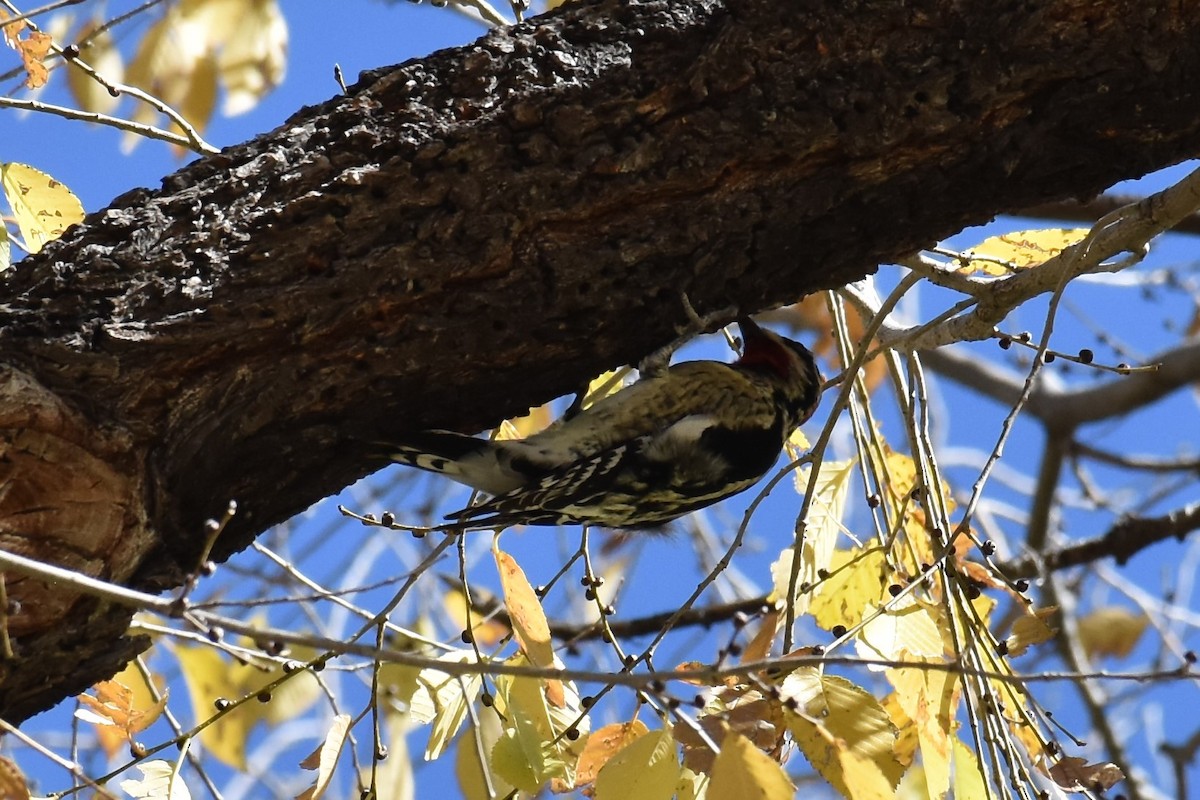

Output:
xmin=2 ymin=0 xmax=1199 ymax=720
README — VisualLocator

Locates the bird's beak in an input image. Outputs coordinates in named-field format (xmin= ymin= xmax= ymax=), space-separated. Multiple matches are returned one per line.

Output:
xmin=737 ymin=317 xmax=765 ymax=343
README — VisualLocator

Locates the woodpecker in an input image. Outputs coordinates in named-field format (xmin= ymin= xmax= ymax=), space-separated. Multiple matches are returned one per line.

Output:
xmin=389 ymin=318 xmax=822 ymax=529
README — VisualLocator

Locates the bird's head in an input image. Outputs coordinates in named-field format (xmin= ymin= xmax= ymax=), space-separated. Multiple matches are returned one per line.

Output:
xmin=735 ymin=317 xmax=823 ymax=424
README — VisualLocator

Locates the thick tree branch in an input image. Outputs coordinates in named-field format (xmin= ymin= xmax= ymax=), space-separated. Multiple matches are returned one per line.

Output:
xmin=1000 ymin=502 xmax=1200 ymax=578
xmin=919 ymin=339 xmax=1200 ymax=433
xmin=3 ymin=0 xmax=1200 ymax=719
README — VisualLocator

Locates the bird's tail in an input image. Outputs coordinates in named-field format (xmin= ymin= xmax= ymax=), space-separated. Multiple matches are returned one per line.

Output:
xmin=388 ymin=430 xmax=494 ymax=483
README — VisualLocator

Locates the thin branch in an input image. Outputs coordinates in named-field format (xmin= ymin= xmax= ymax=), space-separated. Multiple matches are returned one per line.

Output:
xmin=1020 ymin=194 xmax=1200 ymax=237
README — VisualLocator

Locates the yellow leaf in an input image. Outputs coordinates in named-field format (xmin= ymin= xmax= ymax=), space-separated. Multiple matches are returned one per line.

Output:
xmin=574 ymin=720 xmax=650 ymax=788
xmin=784 ymin=427 xmax=811 ymax=460
xmin=953 ymin=739 xmax=990 ymax=800
xmin=880 ymin=693 xmax=918 ymax=768
xmin=455 ymin=709 xmax=512 ymax=800
xmin=496 ymin=402 xmax=554 ymax=440
xmin=1077 ymin=607 xmax=1149 ymax=660
xmin=809 ymin=547 xmax=889 ymax=631
xmin=122 ymin=0 xmax=287 ymax=149
xmin=1006 ymin=606 xmax=1058 ymax=657
xmin=176 ymin=641 xmax=320 ymax=769
xmin=176 ymin=51 xmax=218 ymax=144
xmin=493 ymin=541 xmax=562 ymax=706
xmin=594 ymin=724 xmax=680 ymax=800
xmin=583 ymin=368 xmax=632 ymax=408
xmin=786 ymin=720 xmax=894 ymax=800
xmin=1 ymin=162 xmax=85 ymax=253
xmin=295 ymin=713 xmax=352 ymax=800
xmin=958 ymin=228 xmax=1089 ymax=275
xmin=707 ymin=731 xmax=793 ymax=800
xmin=886 ymin=667 xmax=960 ymax=800
xmin=856 ymin=595 xmax=947 ymax=666
xmin=782 ymin=669 xmax=903 ymax=796
xmin=490 ymin=661 xmax=587 ymax=791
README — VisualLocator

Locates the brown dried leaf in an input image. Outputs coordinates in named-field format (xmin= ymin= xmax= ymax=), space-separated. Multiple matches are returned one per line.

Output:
xmin=573 ymin=720 xmax=649 ymax=789
xmin=1048 ymin=756 xmax=1124 ymax=793
xmin=0 ymin=756 xmax=31 ymax=800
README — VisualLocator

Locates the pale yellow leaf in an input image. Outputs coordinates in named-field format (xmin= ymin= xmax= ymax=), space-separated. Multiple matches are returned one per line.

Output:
xmin=489 ymin=662 xmax=587 ymax=791
xmin=886 ymin=667 xmax=960 ymax=800
xmin=594 ymin=724 xmax=680 ymax=800
xmin=953 ymin=739 xmax=990 ymax=800
xmin=769 ymin=458 xmax=855 ymax=618
xmin=894 ymin=762 xmax=928 ymax=800
xmin=295 ymin=714 xmax=352 ymax=800
xmin=675 ymin=767 xmax=709 ymax=800
xmin=707 ymin=731 xmax=793 ymax=800
xmin=1 ymin=162 xmax=85 ymax=254
xmin=1077 ymin=607 xmax=1149 ymax=660
xmin=575 ymin=720 xmax=650 ymax=788
xmin=958 ymin=228 xmax=1089 ymax=275
xmin=809 ymin=547 xmax=889 ymax=631
xmin=856 ymin=595 xmax=947 ymax=667
xmin=119 ymin=760 xmax=192 ymax=800
xmin=407 ymin=650 xmax=484 ymax=761
xmin=782 ymin=669 xmax=904 ymax=796
xmin=1 ymin=226 xmax=9 ymax=272
xmin=1006 ymin=606 xmax=1057 ymax=657
xmin=213 ymin=0 xmax=287 ymax=116
xmin=496 ymin=403 xmax=554 ymax=440
xmin=490 ymin=728 xmax=542 ymax=794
